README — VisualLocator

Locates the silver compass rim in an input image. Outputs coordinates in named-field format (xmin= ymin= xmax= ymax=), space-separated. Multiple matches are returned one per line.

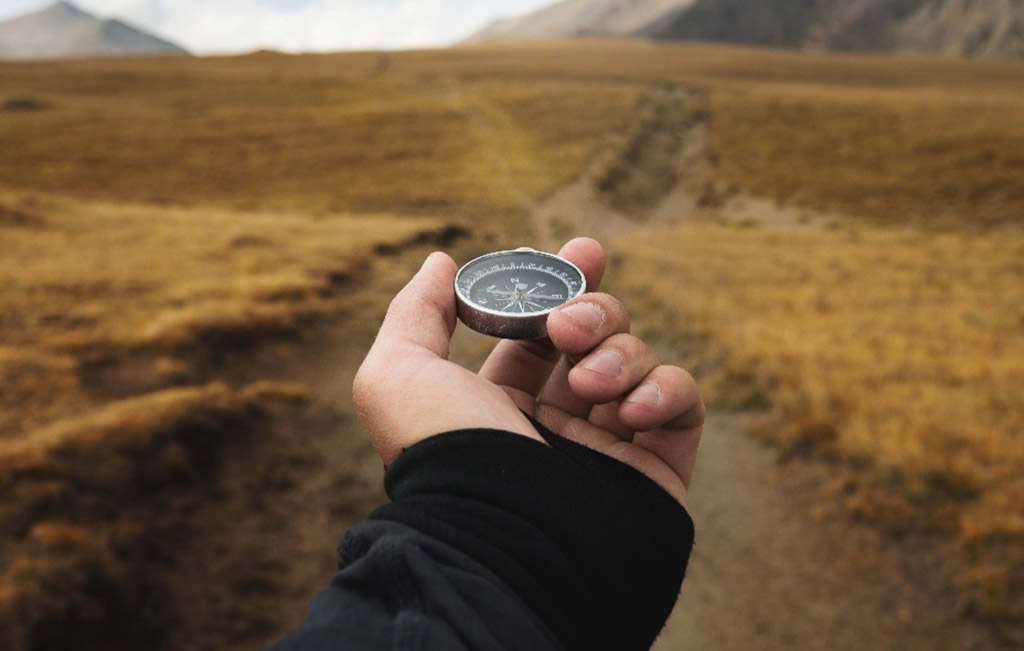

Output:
xmin=454 ymin=247 xmax=587 ymax=320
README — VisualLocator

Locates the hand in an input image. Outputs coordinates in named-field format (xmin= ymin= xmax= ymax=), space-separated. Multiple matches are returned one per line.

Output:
xmin=352 ymin=238 xmax=703 ymax=506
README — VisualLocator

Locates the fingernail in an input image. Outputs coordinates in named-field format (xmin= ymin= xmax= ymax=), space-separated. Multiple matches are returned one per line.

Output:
xmin=559 ymin=302 xmax=605 ymax=332
xmin=580 ymin=349 xmax=623 ymax=378
xmin=626 ymin=381 xmax=661 ymax=408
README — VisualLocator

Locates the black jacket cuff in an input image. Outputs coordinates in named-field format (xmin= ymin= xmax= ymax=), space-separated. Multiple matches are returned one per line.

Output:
xmin=369 ymin=421 xmax=694 ymax=650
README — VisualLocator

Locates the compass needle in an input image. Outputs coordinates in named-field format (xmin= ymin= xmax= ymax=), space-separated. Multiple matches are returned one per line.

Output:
xmin=455 ymin=248 xmax=586 ymax=339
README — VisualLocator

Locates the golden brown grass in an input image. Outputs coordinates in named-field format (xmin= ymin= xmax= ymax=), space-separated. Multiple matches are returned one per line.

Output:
xmin=0 ymin=189 xmax=459 ymax=648
xmin=0 ymin=51 xmax=640 ymax=222
xmin=5 ymin=42 xmax=1020 ymax=228
xmin=613 ymin=220 xmax=1024 ymax=622
xmin=0 ymin=190 xmax=453 ymax=435
xmin=710 ymin=85 xmax=1024 ymax=228
xmin=0 ymin=382 xmax=261 ymax=650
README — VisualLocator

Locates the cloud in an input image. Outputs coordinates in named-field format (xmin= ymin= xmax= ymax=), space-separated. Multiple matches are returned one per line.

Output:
xmin=56 ymin=0 xmax=554 ymax=54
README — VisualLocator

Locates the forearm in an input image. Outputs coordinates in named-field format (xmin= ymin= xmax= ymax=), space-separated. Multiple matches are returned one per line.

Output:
xmin=272 ymin=421 xmax=694 ymax=650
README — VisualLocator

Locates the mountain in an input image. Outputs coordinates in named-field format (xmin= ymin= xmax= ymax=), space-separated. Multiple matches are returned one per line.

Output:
xmin=0 ymin=1 xmax=189 ymax=60
xmin=891 ymin=0 xmax=1024 ymax=58
xmin=645 ymin=0 xmax=1024 ymax=58
xmin=640 ymin=0 xmax=824 ymax=48
xmin=465 ymin=0 xmax=1024 ymax=58
xmin=463 ymin=0 xmax=697 ymax=43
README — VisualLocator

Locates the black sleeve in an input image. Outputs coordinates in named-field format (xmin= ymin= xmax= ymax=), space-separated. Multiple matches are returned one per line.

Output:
xmin=269 ymin=418 xmax=695 ymax=650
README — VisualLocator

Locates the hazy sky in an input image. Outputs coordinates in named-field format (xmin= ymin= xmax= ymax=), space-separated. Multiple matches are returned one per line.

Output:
xmin=0 ymin=0 xmax=555 ymax=54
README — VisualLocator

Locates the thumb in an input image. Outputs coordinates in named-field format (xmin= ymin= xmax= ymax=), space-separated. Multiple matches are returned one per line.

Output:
xmin=375 ymin=251 xmax=458 ymax=360
xmin=355 ymin=251 xmax=544 ymax=462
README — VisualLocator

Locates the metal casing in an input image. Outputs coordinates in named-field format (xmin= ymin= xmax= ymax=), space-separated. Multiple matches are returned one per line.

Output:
xmin=454 ymin=248 xmax=586 ymax=339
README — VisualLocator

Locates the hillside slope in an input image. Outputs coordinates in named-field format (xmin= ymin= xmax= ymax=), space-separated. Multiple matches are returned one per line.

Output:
xmin=463 ymin=0 xmax=695 ymax=43
xmin=0 ymin=1 xmax=188 ymax=60
xmin=894 ymin=0 xmax=1024 ymax=57
xmin=467 ymin=0 xmax=1024 ymax=58
xmin=646 ymin=0 xmax=1024 ymax=58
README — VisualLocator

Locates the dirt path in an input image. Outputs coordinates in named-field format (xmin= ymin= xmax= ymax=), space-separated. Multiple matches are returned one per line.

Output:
xmin=159 ymin=83 xmax=1009 ymax=650
xmin=656 ymin=413 xmax=996 ymax=651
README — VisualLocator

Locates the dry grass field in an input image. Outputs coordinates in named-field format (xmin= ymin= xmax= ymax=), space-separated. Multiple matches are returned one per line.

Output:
xmin=0 ymin=40 xmax=1022 ymax=648
xmin=613 ymin=221 xmax=1024 ymax=622
xmin=0 ymin=193 xmax=454 ymax=431
xmin=0 ymin=190 xmax=464 ymax=648
xmin=0 ymin=50 xmax=637 ymax=221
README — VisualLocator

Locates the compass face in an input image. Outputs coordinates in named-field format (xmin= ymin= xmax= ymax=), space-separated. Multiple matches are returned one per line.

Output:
xmin=455 ymin=248 xmax=586 ymax=339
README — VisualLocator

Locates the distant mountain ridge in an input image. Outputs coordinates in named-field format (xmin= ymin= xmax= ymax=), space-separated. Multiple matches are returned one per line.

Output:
xmin=464 ymin=0 xmax=697 ymax=43
xmin=645 ymin=0 xmax=1024 ymax=58
xmin=0 ymin=1 xmax=189 ymax=60
xmin=465 ymin=0 xmax=1024 ymax=58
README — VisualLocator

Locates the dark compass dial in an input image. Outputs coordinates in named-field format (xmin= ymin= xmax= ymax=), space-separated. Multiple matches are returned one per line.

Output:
xmin=455 ymin=248 xmax=587 ymax=339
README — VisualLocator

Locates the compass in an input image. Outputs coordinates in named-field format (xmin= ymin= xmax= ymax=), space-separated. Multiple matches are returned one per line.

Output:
xmin=455 ymin=247 xmax=587 ymax=339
